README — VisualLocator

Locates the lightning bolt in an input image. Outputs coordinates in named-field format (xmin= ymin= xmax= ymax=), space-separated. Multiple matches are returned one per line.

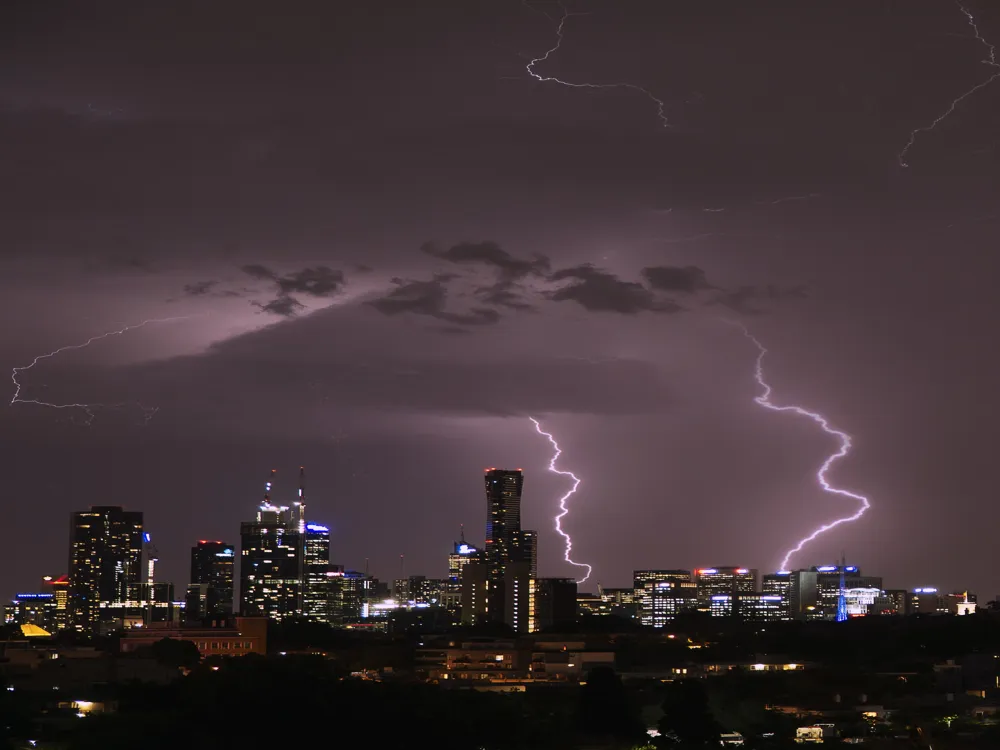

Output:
xmin=10 ymin=316 xmax=192 ymax=425
xmin=525 ymin=2 xmax=670 ymax=128
xmin=529 ymin=416 xmax=593 ymax=583
xmin=728 ymin=321 xmax=871 ymax=571
xmin=898 ymin=2 xmax=1000 ymax=167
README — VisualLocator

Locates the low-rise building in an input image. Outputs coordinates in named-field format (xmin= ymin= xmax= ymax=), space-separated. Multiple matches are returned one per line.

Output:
xmin=119 ymin=616 xmax=267 ymax=658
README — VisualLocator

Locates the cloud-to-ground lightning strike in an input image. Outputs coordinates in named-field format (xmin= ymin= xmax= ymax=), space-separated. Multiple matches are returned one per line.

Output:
xmin=524 ymin=2 xmax=670 ymax=128
xmin=529 ymin=416 xmax=593 ymax=583
xmin=728 ymin=321 xmax=871 ymax=571
xmin=10 ymin=317 xmax=191 ymax=425
xmin=898 ymin=3 xmax=1000 ymax=167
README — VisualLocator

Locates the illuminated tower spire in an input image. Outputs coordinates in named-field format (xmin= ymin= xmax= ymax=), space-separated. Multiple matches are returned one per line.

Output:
xmin=293 ymin=466 xmax=306 ymax=534
xmin=836 ymin=552 xmax=848 ymax=623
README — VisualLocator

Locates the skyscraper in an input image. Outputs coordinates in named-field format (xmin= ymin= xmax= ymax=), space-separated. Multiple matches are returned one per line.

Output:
xmin=68 ymin=506 xmax=144 ymax=634
xmin=483 ymin=468 xmax=524 ymax=581
xmin=187 ymin=540 xmax=235 ymax=620
xmin=303 ymin=522 xmax=332 ymax=622
xmin=239 ymin=471 xmax=302 ymax=621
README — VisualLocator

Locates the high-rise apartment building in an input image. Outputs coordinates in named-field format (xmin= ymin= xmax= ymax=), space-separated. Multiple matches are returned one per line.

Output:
xmin=477 ymin=468 xmax=536 ymax=630
xmin=68 ymin=506 xmax=144 ymax=634
xmin=187 ymin=541 xmax=235 ymax=621
xmin=532 ymin=577 xmax=578 ymax=632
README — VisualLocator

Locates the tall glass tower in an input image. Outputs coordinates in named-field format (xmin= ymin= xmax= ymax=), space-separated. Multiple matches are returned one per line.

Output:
xmin=68 ymin=506 xmax=144 ymax=634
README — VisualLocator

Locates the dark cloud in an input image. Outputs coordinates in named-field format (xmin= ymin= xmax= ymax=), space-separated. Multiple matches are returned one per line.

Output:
xmin=547 ymin=265 xmax=682 ymax=315
xmin=641 ymin=265 xmax=713 ymax=293
xmin=421 ymin=241 xmax=550 ymax=279
xmin=253 ymin=295 xmax=304 ymax=317
xmin=274 ymin=266 xmax=344 ymax=297
xmin=242 ymin=264 xmax=276 ymax=281
xmin=711 ymin=284 xmax=808 ymax=315
xmin=240 ymin=265 xmax=346 ymax=316
xmin=368 ymin=275 xmax=500 ymax=326
xmin=475 ymin=281 xmax=536 ymax=311
xmin=183 ymin=280 xmax=219 ymax=296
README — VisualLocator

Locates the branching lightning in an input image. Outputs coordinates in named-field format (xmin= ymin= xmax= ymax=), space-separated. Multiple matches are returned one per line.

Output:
xmin=529 ymin=416 xmax=593 ymax=583
xmin=525 ymin=2 xmax=670 ymax=128
xmin=10 ymin=317 xmax=191 ymax=425
xmin=898 ymin=2 xmax=1000 ymax=167
xmin=728 ymin=321 xmax=871 ymax=571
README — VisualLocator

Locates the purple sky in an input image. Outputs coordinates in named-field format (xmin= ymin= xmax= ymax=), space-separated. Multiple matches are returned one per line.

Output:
xmin=3 ymin=0 xmax=1000 ymax=600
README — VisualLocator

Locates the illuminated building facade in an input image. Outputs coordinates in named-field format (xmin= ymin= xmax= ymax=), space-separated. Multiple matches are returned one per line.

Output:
xmin=338 ymin=570 xmax=369 ymax=622
xmin=633 ymin=571 xmax=695 ymax=627
xmin=735 ymin=593 xmax=785 ymax=621
xmin=709 ymin=594 xmax=735 ymax=617
xmin=694 ymin=567 xmax=758 ymax=605
xmin=505 ymin=560 xmax=532 ymax=633
xmin=4 ymin=593 xmax=58 ymax=631
xmin=812 ymin=566 xmax=882 ymax=618
xmin=483 ymin=468 xmax=524 ymax=581
xmin=762 ymin=572 xmax=792 ymax=619
xmin=640 ymin=580 xmax=699 ymax=626
xmin=187 ymin=540 xmax=235 ymax=620
xmin=476 ymin=468 xmax=537 ymax=627
xmin=239 ymin=504 xmax=302 ymax=621
xmin=41 ymin=575 xmax=69 ymax=631
xmin=460 ymin=561 xmax=490 ymax=625
xmin=68 ymin=506 xmax=145 ymax=634
xmin=98 ymin=582 xmax=177 ymax=630
xmin=303 ymin=523 xmax=332 ymax=622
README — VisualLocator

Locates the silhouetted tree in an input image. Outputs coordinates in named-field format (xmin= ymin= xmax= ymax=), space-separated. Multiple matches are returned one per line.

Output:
xmin=659 ymin=679 xmax=720 ymax=745
xmin=578 ymin=666 xmax=644 ymax=741
xmin=148 ymin=637 xmax=200 ymax=669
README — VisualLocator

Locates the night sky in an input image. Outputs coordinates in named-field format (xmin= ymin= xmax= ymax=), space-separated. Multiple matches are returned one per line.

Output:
xmin=3 ymin=0 xmax=1000 ymax=600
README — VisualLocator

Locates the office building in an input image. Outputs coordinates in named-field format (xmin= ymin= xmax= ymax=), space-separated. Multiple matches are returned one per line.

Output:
xmin=68 ymin=506 xmax=145 ymax=634
xmin=40 ymin=575 xmax=70 ymax=631
xmin=694 ymin=567 xmax=757 ymax=605
xmin=4 ymin=593 xmax=58 ymax=632
xmin=531 ymin=578 xmax=578 ymax=632
xmin=98 ymin=582 xmax=177 ymax=630
xmin=338 ymin=570 xmax=368 ymax=622
xmin=448 ymin=534 xmax=478 ymax=592
xmin=813 ymin=565 xmax=882 ymax=616
xmin=762 ymin=572 xmax=792 ymax=620
xmin=640 ymin=580 xmax=699 ymax=626
xmin=600 ymin=587 xmax=638 ymax=620
xmin=735 ymin=593 xmax=785 ymax=622
xmin=303 ymin=522 xmax=332 ymax=622
xmin=239 ymin=471 xmax=303 ymax=621
xmin=187 ymin=541 xmax=235 ymax=621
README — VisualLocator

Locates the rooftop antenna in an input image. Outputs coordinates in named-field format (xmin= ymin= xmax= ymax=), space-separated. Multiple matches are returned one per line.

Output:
xmin=263 ymin=469 xmax=277 ymax=507
xmin=459 ymin=523 xmax=466 ymax=544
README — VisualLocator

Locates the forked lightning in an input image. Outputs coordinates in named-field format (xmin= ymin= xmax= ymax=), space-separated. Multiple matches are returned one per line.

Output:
xmin=530 ymin=416 xmax=593 ymax=583
xmin=10 ymin=317 xmax=191 ymax=425
xmin=729 ymin=321 xmax=871 ymax=570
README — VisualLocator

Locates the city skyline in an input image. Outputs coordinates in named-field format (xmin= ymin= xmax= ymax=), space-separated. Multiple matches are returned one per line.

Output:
xmin=1 ymin=462 xmax=976 ymax=608
xmin=5 ymin=0 xmax=1000 ymax=605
